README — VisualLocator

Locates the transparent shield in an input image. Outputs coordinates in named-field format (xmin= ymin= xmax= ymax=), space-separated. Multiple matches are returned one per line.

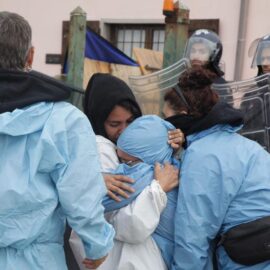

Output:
xmin=212 ymin=74 xmax=270 ymax=151
xmin=248 ymin=38 xmax=260 ymax=58
xmin=128 ymin=58 xmax=190 ymax=115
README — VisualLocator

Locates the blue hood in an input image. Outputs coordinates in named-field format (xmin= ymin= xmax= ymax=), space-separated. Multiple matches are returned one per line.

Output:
xmin=117 ymin=115 xmax=175 ymax=164
xmin=0 ymin=102 xmax=53 ymax=136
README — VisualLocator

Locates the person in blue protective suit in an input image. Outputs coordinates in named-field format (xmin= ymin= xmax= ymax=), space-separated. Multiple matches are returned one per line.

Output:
xmin=167 ymin=66 xmax=270 ymax=270
xmin=70 ymin=115 xmax=180 ymax=270
xmin=0 ymin=11 xmax=114 ymax=270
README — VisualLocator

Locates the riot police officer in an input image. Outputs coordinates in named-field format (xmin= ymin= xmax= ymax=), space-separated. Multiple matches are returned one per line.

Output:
xmin=184 ymin=29 xmax=226 ymax=83
xmin=250 ymin=34 xmax=270 ymax=76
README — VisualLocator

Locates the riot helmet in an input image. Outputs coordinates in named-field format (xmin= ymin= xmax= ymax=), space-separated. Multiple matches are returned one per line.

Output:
xmin=250 ymin=34 xmax=270 ymax=76
xmin=184 ymin=29 xmax=224 ymax=76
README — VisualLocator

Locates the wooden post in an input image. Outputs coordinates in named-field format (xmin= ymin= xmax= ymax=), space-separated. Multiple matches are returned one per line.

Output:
xmin=162 ymin=1 xmax=190 ymax=68
xmin=67 ymin=6 xmax=86 ymax=88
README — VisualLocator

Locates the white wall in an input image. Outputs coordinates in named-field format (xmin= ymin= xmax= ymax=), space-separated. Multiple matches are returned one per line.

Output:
xmin=1 ymin=0 xmax=269 ymax=81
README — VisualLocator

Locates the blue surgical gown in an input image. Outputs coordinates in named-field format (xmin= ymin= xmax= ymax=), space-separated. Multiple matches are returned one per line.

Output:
xmin=172 ymin=124 xmax=270 ymax=270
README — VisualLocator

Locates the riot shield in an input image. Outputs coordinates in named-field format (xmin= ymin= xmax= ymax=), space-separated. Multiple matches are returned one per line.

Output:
xmin=212 ymin=74 xmax=270 ymax=151
xmin=128 ymin=58 xmax=190 ymax=115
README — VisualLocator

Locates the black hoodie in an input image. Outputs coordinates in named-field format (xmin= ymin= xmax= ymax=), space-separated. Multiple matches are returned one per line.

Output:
xmin=83 ymin=73 xmax=142 ymax=139
xmin=0 ymin=69 xmax=72 ymax=113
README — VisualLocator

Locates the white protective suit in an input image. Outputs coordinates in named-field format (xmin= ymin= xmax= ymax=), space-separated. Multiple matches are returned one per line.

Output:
xmin=70 ymin=134 xmax=168 ymax=270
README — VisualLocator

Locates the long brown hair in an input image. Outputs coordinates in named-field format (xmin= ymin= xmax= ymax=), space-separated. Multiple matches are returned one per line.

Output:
xmin=164 ymin=89 xmax=186 ymax=115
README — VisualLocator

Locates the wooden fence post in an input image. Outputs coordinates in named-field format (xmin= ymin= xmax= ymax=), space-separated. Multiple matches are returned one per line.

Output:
xmin=163 ymin=1 xmax=190 ymax=68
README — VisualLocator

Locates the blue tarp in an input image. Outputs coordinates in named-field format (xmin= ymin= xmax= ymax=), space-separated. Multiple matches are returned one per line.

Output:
xmin=63 ymin=28 xmax=138 ymax=73
xmin=85 ymin=28 xmax=138 ymax=66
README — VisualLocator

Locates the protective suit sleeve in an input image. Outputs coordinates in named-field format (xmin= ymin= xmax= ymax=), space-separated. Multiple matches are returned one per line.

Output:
xmin=96 ymin=135 xmax=119 ymax=172
xmin=42 ymin=104 xmax=115 ymax=260
xmin=107 ymin=180 xmax=167 ymax=244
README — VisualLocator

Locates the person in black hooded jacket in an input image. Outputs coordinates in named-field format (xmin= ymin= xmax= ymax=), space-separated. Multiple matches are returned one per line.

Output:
xmin=83 ymin=73 xmax=143 ymax=201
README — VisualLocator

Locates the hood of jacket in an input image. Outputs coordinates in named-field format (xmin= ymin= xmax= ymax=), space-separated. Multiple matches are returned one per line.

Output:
xmin=0 ymin=69 xmax=71 ymax=113
xmin=117 ymin=115 xmax=175 ymax=164
xmin=83 ymin=73 xmax=142 ymax=138
xmin=0 ymin=102 xmax=56 ymax=136
xmin=0 ymin=69 xmax=73 ymax=136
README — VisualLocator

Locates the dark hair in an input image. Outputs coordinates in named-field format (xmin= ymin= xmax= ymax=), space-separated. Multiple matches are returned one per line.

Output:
xmin=256 ymin=43 xmax=268 ymax=76
xmin=257 ymin=66 xmax=263 ymax=76
xmin=164 ymin=89 xmax=186 ymax=114
xmin=117 ymin=99 xmax=142 ymax=119
xmin=178 ymin=66 xmax=219 ymax=117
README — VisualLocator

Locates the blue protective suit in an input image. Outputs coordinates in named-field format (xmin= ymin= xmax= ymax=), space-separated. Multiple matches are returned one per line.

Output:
xmin=0 ymin=101 xmax=114 ymax=270
xmin=171 ymin=124 xmax=270 ymax=270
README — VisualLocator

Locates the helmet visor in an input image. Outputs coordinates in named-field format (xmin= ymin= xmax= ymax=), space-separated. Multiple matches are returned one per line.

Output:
xmin=184 ymin=37 xmax=217 ymax=63
xmin=251 ymin=40 xmax=270 ymax=68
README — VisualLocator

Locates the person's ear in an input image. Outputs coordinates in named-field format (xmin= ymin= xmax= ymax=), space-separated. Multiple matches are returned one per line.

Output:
xmin=25 ymin=46 xmax=35 ymax=70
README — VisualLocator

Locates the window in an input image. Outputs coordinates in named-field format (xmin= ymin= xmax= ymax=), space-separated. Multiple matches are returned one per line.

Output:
xmin=110 ymin=24 xmax=165 ymax=57
xmin=108 ymin=19 xmax=219 ymax=58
